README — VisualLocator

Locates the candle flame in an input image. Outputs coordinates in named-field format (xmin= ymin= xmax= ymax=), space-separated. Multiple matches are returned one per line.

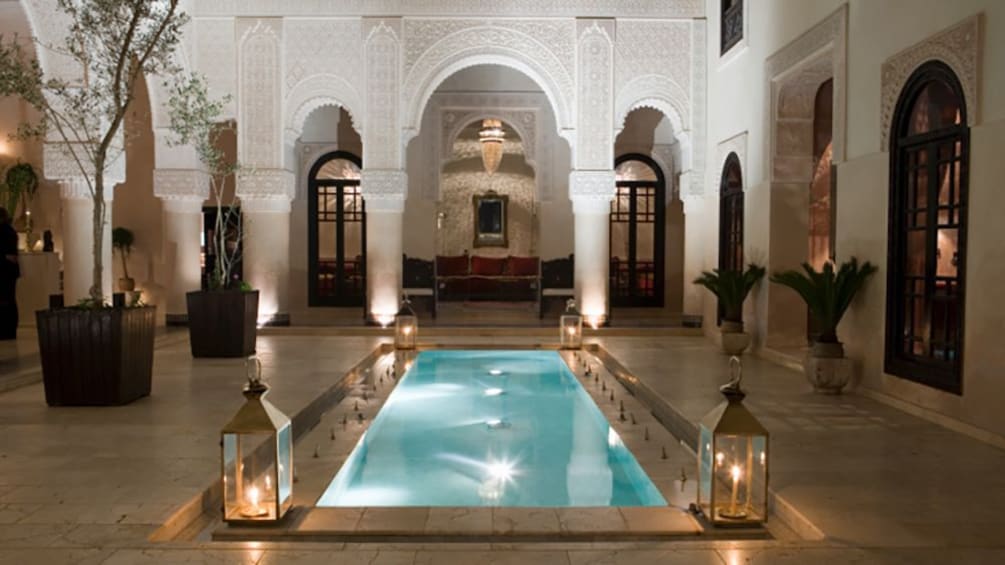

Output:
xmin=402 ymin=325 xmax=413 ymax=335
xmin=715 ymin=452 xmax=724 ymax=466
xmin=731 ymin=465 xmax=742 ymax=481
xmin=247 ymin=486 xmax=260 ymax=507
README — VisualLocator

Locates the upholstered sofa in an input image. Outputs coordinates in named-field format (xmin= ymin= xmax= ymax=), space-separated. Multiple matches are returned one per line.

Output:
xmin=435 ymin=254 xmax=540 ymax=301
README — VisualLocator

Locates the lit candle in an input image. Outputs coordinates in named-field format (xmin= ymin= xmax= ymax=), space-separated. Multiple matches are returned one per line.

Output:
xmin=729 ymin=464 xmax=741 ymax=516
xmin=566 ymin=326 xmax=577 ymax=336
xmin=241 ymin=485 xmax=267 ymax=517
xmin=715 ymin=452 xmax=725 ymax=467
xmin=402 ymin=325 xmax=413 ymax=336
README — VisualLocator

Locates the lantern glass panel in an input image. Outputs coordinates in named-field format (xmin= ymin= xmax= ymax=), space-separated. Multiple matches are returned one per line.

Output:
xmin=700 ymin=431 xmax=768 ymax=525
xmin=560 ymin=314 xmax=583 ymax=349
xmin=222 ymin=431 xmax=280 ymax=522
xmin=277 ymin=424 xmax=293 ymax=507
xmin=395 ymin=315 xmax=417 ymax=349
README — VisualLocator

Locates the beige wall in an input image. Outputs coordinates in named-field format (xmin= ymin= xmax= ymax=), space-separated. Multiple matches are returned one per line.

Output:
xmin=705 ymin=0 xmax=1005 ymax=437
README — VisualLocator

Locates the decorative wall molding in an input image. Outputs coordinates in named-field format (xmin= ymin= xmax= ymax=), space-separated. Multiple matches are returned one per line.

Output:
xmin=361 ymin=169 xmax=408 ymax=213
xmin=614 ymin=74 xmax=689 ymax=137
xmin=765 ymin=5 xmax=847 ymax=167
xmin=238 ymin=19 xmax=283 ymax=169
xmin=441 ymin=108 xmax=539 ymax=172
xmin=715 ymin=132 xmax=748 ymax=195
xmin=400 ymin=22 xmax=575 ymax=139
xmin=284 ymin=19 xmax=362 ymax=95
xmin=575 ymin=20 xmax=614 ymax=170
xmin=191 ymin=1 xmax=703 ymax=19
xmin=569 ymin=170 xmax=615 ymax=214
xmin=688 ymin=19 xmax=707 ymax=196
xmin=616 ymin=20 xmax=692 ymax=95
xmin=153 ymin=169 xmax=211 ymax=202
xmin=364 ymin=19 xmax=402 ymax=169
xmin=880 ymin=14 xmax=982 ymax=148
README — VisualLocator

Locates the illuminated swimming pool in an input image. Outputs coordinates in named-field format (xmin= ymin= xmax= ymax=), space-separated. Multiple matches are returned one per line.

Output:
xmin=317 ymin=350 xmax=666 ymax=507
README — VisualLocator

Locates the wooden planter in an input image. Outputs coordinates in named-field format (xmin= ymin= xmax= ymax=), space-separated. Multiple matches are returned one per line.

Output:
xmin=37 ymin=306 xmax=156 ymax=406
xmin=186 ymin=290 xmax=259 ymax=358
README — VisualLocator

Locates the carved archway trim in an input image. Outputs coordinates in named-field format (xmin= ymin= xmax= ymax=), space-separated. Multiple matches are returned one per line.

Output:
xmin=880 ymin=14 xmax=981 ymax=148
xmin=285 ymin=73 xmax=364 ymax=141
xmin=401 ymin=26 xmax=574 ymax=141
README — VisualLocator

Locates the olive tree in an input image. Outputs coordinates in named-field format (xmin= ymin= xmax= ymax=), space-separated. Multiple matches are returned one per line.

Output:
xmin=0 ymin=0 xmax=188 ymax=303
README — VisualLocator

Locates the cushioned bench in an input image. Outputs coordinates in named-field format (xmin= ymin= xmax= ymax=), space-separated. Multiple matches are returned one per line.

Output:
xmin=436 ymin=254 xmax=540 ymax=302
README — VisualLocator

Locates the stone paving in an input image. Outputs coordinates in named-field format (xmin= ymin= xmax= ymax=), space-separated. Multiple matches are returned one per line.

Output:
xmin=1 ymin=331 xmax=1004 ymax=563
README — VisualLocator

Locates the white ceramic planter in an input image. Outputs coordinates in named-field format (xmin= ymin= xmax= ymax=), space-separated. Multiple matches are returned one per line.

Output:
xmin=803 ymin=354 xmax=853 ymax=394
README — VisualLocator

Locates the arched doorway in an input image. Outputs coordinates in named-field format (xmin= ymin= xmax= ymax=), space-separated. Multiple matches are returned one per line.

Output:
xmin=610 ymin=154 xmax=666 ymax=307
xmin=308 ymin=151 xmax=365 ymax=307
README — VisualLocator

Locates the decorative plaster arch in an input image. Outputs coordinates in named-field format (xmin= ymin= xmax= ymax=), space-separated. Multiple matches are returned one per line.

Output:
xmin=441 ymin=111 xmax=538 ymax=172
xmin=401 ymin=26 xmax=574 ymax=143
xmin=614 ymin=74 xmax=688 ymax=137
xmin=285 ymin=73 xmax=363 ymax=141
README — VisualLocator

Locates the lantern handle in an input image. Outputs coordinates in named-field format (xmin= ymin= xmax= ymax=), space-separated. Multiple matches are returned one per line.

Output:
xmin=246 ymin=356 xmax=263 ymax=386
xmin=719 ymin=356 xmax=745 ymax=398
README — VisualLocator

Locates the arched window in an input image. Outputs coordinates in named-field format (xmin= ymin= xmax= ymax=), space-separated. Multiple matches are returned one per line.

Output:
xmin=611 ymin=155 xmax=665 ymax=307
xmin=308 ymin=151 xmax=365 ymax=307
xmin=886 ymin=61 xmax=968 ymax=394
xmin=719 ymin=152 xmax=744 ymax=273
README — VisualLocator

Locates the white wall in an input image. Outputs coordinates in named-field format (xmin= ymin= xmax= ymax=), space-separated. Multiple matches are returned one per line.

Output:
xmin=705 ymin=0 xmax=1005 ymax=438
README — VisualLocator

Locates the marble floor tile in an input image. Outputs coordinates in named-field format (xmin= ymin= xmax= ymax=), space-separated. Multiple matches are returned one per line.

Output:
xmin=259 ymin=549 xmax=415 ymax=565
xmin=568 ymin=549 xmax=724 ymax=565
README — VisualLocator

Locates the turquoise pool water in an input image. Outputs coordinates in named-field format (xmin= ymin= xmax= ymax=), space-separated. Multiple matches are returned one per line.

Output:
xmin=317 ymin=350 xmax=667 ymax=507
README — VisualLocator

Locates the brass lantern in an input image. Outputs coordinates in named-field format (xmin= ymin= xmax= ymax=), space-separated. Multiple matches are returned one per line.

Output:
xmin=221 ymin=358 xmax=293 ymax=525
xmin=394 ymin=295 xmax=417 ymax=350
xmin=697 ymin=357 xmax=768 ymax=527
xmin=560 ymin=299 xmax=583 ymax=349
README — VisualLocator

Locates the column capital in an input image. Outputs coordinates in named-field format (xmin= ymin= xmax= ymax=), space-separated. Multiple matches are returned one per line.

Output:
xmin=153 ymin=169 xmax=211 ymax=202
xmin=44 ymin=142 xmax=125 ymax=186
xmin=361 ymin=169 xmax=407 ymax=213
xmin=236 ymin=168 xmax=295 ymax=213
xmin=569 ymin=170 xmax=615 ymax=214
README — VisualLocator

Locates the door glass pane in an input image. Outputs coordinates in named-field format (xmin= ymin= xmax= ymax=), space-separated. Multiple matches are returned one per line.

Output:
xmin=936 ymin=228 xmax=958 ymax=278
xmin=615 ymin=160 xmax=657 ymax=182
xmin=906 ymin=230 xmax=926 ymax=277
xmin=316 ymin=158 xmax=361 ymax=181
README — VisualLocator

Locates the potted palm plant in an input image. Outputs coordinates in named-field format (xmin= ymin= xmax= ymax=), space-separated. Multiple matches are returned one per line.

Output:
xmin=771 ymin=258 xmax=877 ymax=393
xmin=693 ymin=264 xmax=766 ymax=355
xmin=0 ymin=0 xmax=188 ymax=405
xmin=1 ymin=162 xmax=39 ymax=243
xmin=112 ymin=227 xmax=135 ymax=292
xmin=167 ymin=76 xmax=257 ymax=358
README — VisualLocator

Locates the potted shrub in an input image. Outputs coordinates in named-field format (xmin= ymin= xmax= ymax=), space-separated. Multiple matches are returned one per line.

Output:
xmin=0 ymin=0 xmax=189 ymax=405
xmin=1 ymin=162 xmax=39 ymax=242
xmin=694 ymin=264 xmax=766 ymax=355
xmin=112 ymin=227 xmax=135 ymax=292
xmin=167 ymin=76 xmax=258 ymax=358
xmin=771 ymin=258 xmax=877 ymax=394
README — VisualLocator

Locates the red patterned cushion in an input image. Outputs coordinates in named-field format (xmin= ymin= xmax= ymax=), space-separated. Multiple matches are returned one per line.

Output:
xmin=471 ymin=256 xmax=508 ymax=276
xmin=436 ymin=255 xmax=469 ymax=277
xmin=506 ymin=256 xmax=539 ymax=276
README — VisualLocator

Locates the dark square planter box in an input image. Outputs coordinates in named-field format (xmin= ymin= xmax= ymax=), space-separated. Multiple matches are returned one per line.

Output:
xmin=186 ymin=290 xmax=259 ymax=358
xmin=37 ymin=306 xmax=156 ymax=406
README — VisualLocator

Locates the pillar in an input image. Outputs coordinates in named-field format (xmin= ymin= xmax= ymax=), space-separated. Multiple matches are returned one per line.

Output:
xmin=237 ymin=170 xmax=295 ymax=326
xmin=361 ymin=170 xmax=406 ymax=324
xmin=154 ymin=169 xmax=209 ymax=323
xmin=681 ymin=188 xmax=706 ymax=318
xmin=569 ymin=170 xmax=614 ymax=326
xmin=58 ymin=180 xmax=113 ymax=304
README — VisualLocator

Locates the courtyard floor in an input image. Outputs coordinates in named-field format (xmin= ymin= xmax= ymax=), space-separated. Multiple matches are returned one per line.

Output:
xmin=0 ymin=329 xmax=1003 ymax=564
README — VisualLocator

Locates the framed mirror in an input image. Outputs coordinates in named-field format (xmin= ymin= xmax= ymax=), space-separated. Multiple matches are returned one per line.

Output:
xmin=472 ymin=191 xmax=508 ymax=248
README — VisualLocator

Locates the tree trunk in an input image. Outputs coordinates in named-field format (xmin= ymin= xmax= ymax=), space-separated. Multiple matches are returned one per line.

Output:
xmin=92 ymin=163 xmax=105 ymax=303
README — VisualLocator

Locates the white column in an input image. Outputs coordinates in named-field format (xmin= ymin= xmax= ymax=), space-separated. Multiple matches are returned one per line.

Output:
xmin=237 ymin=170 xmax=295 ymax=326
xmin=153 ymin=169 xmax=210 ymax=323
xmin=59 ymin=180 xmax=113 ymax=303
xmin=361 ymin=170 xmax=406 ymax=324
xmin=161 ymin=199 xmax=204 ymax=321
xmin=242 ymin=199 xmax=291 ymax=325
xmin=569 ymin=170 xmax=614 ymax=326
xmin=681 ymin=188 xmax=706 ymax=318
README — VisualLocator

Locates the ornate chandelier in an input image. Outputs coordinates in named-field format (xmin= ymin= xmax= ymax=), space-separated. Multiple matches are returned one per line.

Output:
xmin=478 ymin=118 xmax=505 ymax=175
